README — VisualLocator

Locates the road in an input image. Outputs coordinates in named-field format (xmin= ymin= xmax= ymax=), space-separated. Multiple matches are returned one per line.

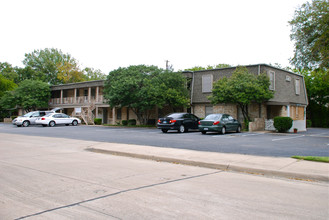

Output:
xmin=0 ymin=133 xmax=328 ymax=219
xmin=0 ymin=123 xmax=328 ymax=157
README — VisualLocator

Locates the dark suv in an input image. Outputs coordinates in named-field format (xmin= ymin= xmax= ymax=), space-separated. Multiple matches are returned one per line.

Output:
xmin=157 ymin=113 xmax=200 ymax=133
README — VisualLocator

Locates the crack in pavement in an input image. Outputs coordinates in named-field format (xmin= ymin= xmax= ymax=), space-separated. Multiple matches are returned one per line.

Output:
xmin=15 ymin=170 xmax=223 ymax=219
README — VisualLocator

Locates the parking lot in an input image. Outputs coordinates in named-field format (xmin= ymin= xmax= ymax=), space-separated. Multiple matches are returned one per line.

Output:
xmin=0 ymin=123 xmax=328 ymax=157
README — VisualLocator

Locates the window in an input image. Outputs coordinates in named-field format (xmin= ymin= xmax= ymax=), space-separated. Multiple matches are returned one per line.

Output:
xmin=205 ymin=106 xmax=213 ymax=116
xmin=202 ymin=74 xmax=213 ymax=93
xmin=295 ymin=79 xmax=300 ymax=95
xmin=268 ymin=71 xmax=275 ymax=90
xmin=117 ymin=108 xmax=121 ymax=120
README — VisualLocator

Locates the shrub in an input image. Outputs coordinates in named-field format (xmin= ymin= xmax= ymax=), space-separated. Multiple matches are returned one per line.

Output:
xmin=122 ymin=120 xmax=128 ymax=126
xmin=274 ymin=117 xmax=293 ymax=132
xmin=128 ymin=119 xmax=136 ymax=125
xmin=306 ymin=119 xmax=312 ymax=128
xmin=94 ymin=118 xmax=102 ymax=125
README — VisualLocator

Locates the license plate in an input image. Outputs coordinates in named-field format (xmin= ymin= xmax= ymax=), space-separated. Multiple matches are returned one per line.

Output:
xmin=163 ymin=121 xmax=167 ymax=124
xmin=204 ymin=128 xmax=208 ymax=130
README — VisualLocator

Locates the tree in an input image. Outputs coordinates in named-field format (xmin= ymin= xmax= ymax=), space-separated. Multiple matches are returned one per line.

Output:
xmin=184 ymin=64 xmax=231 ymax=71
xmin=2 ymin=80 xmax=51 ymax=112
xmin=57 ymin=61 xmax=86 ymax=84
xmin=0 ymin=62 xmax=19 ymax=83
xmin=83 ymin=67 xmax=106 ymax=81
xmin=299 ymin=68 xmax=329 ymax=127
xmin=0 ymin=75 xmax=17 ymax=98
xmin=209 ymin=66 xmax=274 ymax=122
xmin=152 ymin=71 xmax=190 ymax=112
xmin=104 ymin=65 xmax=189 ymax=125
xmin=23 ymin=48 xmax=76 ymax=85
xmin=289 ymin=0 xmax=329 ymax=70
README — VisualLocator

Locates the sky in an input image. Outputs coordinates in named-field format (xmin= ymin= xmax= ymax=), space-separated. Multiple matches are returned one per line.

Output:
xmin=0 ymin=0 xmax=306 ymax=74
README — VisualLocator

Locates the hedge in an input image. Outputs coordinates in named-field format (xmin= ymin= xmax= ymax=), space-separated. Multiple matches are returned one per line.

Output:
xmin=274 ymin=117 xmax=293 ymax=132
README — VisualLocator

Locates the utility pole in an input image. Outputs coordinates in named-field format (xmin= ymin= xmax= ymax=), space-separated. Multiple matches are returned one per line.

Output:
xmin=165 ymin=60 xmax=173 ymax=71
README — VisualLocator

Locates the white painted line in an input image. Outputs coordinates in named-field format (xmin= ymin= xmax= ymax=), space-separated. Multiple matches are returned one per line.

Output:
xmin=310 ymin=132 xmax=329 ymax=136
xmin=272 ymin=135 xmax=305 ymax=142
xmin=242 ymin=133 xmax=264 ymax=137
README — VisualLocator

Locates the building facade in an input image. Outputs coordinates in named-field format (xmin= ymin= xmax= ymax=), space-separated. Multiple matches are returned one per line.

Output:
xmin=46 ymin=64 xmax=307 ymax=131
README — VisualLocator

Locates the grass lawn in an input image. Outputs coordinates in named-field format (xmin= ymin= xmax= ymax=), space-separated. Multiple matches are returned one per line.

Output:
xmin=291 ymin=156 xmax=329 ymax=163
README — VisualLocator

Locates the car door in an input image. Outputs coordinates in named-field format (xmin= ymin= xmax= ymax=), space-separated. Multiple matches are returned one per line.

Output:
xmin=182 ymin=114 xmax=193 ymax=129
xmin=221 ymin=114 xmax=230 ymax=130
xmin=29 ymin=112 xmax=40 ymax=124
xmin=227 ymin=115 xmax=236 ymax=131
xmin=190 ymin=114 xmax=199 ymax=129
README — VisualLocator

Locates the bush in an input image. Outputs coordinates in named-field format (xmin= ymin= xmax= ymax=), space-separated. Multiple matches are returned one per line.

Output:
xmin=274 ymin=117 xmax=293 ymax=132
xmin=122 ymin=120 xmax=128 ymax=126
xmin=306 ymin=119 xmax=312 ymax=128
xmin=94 ymin=118 xmax=102 ymax=125
xmin=128 ymin=119 xmax=136 ymax=125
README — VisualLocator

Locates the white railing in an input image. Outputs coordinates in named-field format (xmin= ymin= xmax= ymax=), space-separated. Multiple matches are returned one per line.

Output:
xmin=49 ymin=95 xmax=105 ymax=105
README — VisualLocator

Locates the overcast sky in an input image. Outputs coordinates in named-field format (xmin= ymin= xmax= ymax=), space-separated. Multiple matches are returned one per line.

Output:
xmin=1 ymin=0 xmax=306 ymax=73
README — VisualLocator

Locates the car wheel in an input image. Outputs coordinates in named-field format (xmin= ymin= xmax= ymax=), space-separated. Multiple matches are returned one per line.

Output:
xmin=178 ymin=125 xmax=185 ymax=133
xmin=161 ymin=129 xmax=168 ymax=133
xmin=22 ymin=120 xmax=30 ymax=127
xmin=202 ymin=131 xmax=207 ymax=135
xmin=49 ymin=121 xmax=56 ymax=127
xmin=236 ymin=126 xmax=241 ymax=133
xmin=72 ymin=120 xmax=78 ymax=126
xmin=221 ymin=126 xmax=226 ymax=135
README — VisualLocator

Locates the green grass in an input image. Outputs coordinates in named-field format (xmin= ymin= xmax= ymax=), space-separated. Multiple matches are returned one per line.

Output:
xmin=291 ymin=156 xmax=329 ymax=163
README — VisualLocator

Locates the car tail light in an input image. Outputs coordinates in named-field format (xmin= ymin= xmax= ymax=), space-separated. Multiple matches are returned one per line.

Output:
xmin=213 ymin=121 xmax=220 ymax=125
xmin=169 ymin=119 xmax=176 ymax=123
xmin=158 ymin=119 xmax=161 ymax=123
xmin=198 ymin=121 xmax=201 ymax=125
xmin=41 ymin=118 xmax=46 ymax=120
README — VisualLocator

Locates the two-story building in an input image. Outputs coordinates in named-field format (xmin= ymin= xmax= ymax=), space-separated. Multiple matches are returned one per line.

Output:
xmin=46 ymin=64 xmax=307 ymax=131
xmin=184 ymin=64 xmax=308 ymax=131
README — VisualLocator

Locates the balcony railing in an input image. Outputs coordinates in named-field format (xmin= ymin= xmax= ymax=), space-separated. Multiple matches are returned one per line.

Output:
xmin=49 ymin=95 xmax=105 ymax=105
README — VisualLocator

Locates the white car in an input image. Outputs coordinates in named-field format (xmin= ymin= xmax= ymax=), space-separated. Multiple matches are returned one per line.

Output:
xmin=35 ymin=113 xmax=81 ymax=127
xmin=12 ymin=108 xmax=61 ymax=127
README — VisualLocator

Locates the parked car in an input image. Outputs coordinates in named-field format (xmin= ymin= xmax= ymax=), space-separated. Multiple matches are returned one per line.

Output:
xmin=35 ymin=113 xmax=81 ymax=127
xmin=12 ymin=108 xmax=61 ymax=127
xmin=157 ymin=113 xmax=200 ymax=133
xmin=199 ymin=114 xmax=241 ymax=134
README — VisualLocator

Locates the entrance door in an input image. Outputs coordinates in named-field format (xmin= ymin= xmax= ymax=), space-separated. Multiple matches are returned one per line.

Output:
xmin=103 ymin=108 xmax=108 ymax=124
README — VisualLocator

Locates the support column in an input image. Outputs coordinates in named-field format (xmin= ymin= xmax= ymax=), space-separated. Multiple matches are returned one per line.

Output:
xmin=112 ymin=107 xmax=116 ymax=125
xmin=88 ymin=87 xmax=91 ymax=102
xmin=96 ymin=86 xmax=99 ymax=103
xmin=60 ymin=90 xmax=63 ymax=104
xmin=287 ymin=105 xmax=290 ymax=117
xmin=74 ymin=89 xmax=77 ymax=104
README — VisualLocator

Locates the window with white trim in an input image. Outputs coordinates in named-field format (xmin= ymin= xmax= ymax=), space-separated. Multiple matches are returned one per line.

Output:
xmin=295 ymin=79 xmax=300 ymax=95
xmin=202 ymin=74 xmax=213 ymax=93
xmin=268 ymin=71 xmax=275 ymax=90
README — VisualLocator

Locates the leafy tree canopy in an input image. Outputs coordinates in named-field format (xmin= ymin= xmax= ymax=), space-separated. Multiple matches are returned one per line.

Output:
xmin=209 ymin=66 xmax=274 ymax=122
xmin=0 ymin=75 xmax=17 ymax=98
xmin=289 ymin=0 xmax=329 ymax=70
xmin=104 ymin=65 xmax=189 ymax=124
xmin=0 ymin=62 xmax=19 ymax=83
xmin=83 ymin=67 xmax=107 ymax=81
xmin=23 ymin=48 xmax=77 ymax=85
xmin=57 ymin=61 xmax=86 ymax=84
xmin=0 ymin=80 xmax=51 ymax=112
xmin=184 ymin=64 xmax=231 ymax=71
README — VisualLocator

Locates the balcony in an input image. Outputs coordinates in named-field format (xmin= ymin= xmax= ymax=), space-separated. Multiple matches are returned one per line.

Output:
xmin=49 ymin=95 xmax=105 ymax=105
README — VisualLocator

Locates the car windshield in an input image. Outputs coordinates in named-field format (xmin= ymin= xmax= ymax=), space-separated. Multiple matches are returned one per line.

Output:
xmin=204 ymin=114 xmax=222 ymax=121
xmin=166 ymin=113 xmax=183 ymax=119
xmin=22 ymin=112 xmax=35 ymax=117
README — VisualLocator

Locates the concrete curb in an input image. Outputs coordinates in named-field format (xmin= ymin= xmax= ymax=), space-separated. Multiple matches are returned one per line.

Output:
xmin=86 ymin=148 xmax=329 ymax=183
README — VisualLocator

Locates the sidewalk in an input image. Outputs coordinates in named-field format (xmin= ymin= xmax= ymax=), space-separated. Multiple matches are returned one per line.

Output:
xmin=87 ymin=142 xmax=329 ymax=183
